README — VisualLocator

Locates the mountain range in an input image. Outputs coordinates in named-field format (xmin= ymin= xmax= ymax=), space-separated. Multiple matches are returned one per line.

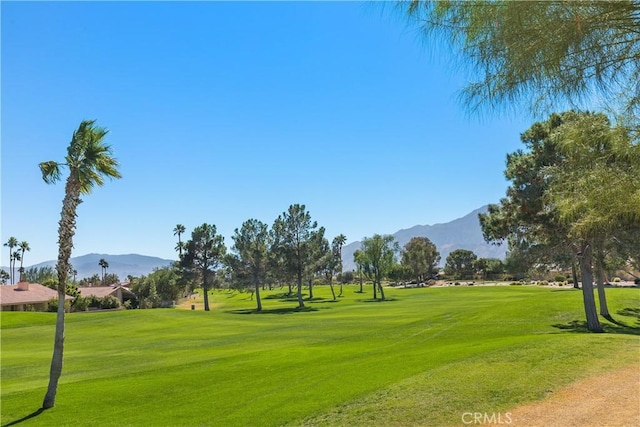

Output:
xmin=340 ymin=205 xmax=506 ymax=272
xmin=3 ymin=253 xmax=174 ymax=281
xmin=3 ymin=206 xmax=505 ymax=281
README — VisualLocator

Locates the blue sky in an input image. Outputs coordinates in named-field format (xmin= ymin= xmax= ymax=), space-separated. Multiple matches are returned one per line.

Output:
xmin=1 ymin=1 xmax=533 ymax=267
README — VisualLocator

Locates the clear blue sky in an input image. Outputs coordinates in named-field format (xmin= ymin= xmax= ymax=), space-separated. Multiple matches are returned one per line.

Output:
xmin=2 ymin=1 xmax=533 ymax=267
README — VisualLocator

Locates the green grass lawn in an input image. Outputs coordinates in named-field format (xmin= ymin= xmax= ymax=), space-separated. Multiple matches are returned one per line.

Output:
xmin=1 ymin=285 xmax=639 ymax=426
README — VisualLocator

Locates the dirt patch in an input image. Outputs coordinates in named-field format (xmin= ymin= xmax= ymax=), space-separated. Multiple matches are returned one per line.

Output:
xmin=489 ymin=364 xmax=640 ymax=427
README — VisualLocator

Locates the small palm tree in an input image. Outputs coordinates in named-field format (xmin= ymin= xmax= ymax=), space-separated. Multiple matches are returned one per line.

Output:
xmin=4 ymin=237 xmax=18 ymax=284
xmin=18 ymin=241 xmax=30 ymax=278
xmin=174 ymin=224 xmax=186 ymax=257
xmin=39 ymin=120 xmax=121 ymax=409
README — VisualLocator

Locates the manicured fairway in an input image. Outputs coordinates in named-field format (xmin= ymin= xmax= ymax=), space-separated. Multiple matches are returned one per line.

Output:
xmin=1 ymin=285 xmax=639 ymax=426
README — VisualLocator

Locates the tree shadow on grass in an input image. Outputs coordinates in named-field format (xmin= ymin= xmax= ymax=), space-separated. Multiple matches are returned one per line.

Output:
xmin=226 ymin=306 xmax=319 ymax=315
xmin=308 ymin=299 xmax=339 ymax=304
xmin=263 ymin=293 xmax=309 ymax=302
xmin=552 ymin=318 xmax=640 ymax=335
xmin=2 ymin=408 xmax=45 ymax=427
xmin=617 ymin=307 xmax=640 ymax=322
xmin=360 ymin=298 xmax=397 ymax=303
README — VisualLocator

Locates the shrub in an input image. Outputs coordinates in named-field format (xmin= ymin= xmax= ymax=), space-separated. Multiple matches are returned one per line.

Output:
xmin=72 ymin=296 xmax=90 ymax=312
xmin=635 ymin=278 xmax=640 ymax=285
xmin=100 ymin=295 xmax=120 ymax=309
xmin=509 ymin=282 xmax=523 ymax=286
xmin=454 ymin=282 xmax=460 ymax=286
xmin=553 ymin=275 xmax=565 ymax=282
xmin=613 ymin=277 xmax=621 ymax=282
xmin=567 ymin=278 xmax=574 ymax=284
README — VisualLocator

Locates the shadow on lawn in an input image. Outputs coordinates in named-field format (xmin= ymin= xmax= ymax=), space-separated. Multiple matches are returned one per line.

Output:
xmin=227 ymin=306 xmax=319 ymax=315
xmin=2 ymin=408 xmax=45 ymax=427
xmin=263 ymin=292 xmax=309 ymax=302
xmin=552 ymin=317 xmax=640 ymax=335
xmin=360 ymin=298 xmax=397 ymax=303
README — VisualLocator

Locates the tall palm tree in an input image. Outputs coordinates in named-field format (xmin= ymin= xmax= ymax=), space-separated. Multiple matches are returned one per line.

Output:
xmin=39 ymin=119 xmax=121 ymax=409
xmin=98 ymin=258 xmax=109 ymax=284
xmin=174 ymin=224 xmax=186 ymax=257
xmin=4 ymin=237 xmax=18 ymax=284
xmin=333 ymin=234 xmax=347 ymax=296
xmin=18 ymin=241 xmax=30 ymax=279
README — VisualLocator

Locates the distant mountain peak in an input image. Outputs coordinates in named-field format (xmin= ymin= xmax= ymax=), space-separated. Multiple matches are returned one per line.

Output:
xmin=341 ymin=205 xmax=505 ymax=271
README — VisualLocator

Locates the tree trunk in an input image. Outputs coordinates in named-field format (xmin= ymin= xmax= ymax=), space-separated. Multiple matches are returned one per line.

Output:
xmin=328 ymin=275 xmax=336 ymax=301
xmin=571 ymin=260 xmax=579 ymax=289
xmin=578 ymin=244 xmax=603 ymax=333
xmin=42 ymin=287 xmax=66 ymax=409
xmin=43 ymin=177 xmax=80 ymax=409
xmin=378 ymin=280 xmax=385 ymax=301
xmin=254 ymin=278 xmax=262 ymax=312
xmin=203 ymin=283 xmax=210 ymax=311
xmin=359 ymin=271 xmax=363 ymax=293
xmin=308 ymin=278 xmax=314 ymax=300
xmin=594 ymin=247 xmax=610 ymax=317
xmin=372 ymin=279 xmax=377 ymax=299
xmin=296 ymin=272 xmax=304 ymax=308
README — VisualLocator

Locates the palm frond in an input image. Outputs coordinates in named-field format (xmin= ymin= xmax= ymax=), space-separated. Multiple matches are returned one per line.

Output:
xmin=39 ymin=161 xmax=63 ymax=185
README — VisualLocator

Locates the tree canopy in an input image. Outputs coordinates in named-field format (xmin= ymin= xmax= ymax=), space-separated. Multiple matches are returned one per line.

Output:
xmin=400 ymin=1 xmax=640 ymax=119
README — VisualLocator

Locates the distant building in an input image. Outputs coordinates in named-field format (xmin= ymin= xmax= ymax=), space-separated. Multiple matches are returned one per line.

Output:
xmin=77 ymin=284 xmax=136 ymax=305
xmin=0 ymin=280 xmax=73 ymax=312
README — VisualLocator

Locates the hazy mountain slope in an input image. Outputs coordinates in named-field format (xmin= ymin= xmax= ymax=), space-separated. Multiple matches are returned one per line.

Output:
xmin=9 ymin=253 xmax=174 ymax=281
xmin=341 ymin=205 xmax=506 ymax=271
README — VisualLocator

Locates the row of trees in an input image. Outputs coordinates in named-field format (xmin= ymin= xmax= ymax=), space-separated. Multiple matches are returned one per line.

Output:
xmin=175 ymin=204 xmax=348 ymax=312
xmin=2 ymin=237 xmax=30 ymax=284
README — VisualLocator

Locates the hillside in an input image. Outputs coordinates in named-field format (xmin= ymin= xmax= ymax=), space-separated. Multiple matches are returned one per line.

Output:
xmin=5 ymin=253 xmax=174 ymax=281
xmin=341 ymin=205 xmax=506 ymax=271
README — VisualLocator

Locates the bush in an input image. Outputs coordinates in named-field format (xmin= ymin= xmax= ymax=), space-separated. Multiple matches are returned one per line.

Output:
xmin=613 ymin=277 xmax=621 ymax=282
xmin=538 ymin=280 xmax=549 ymax=286
xmin=454 ymin=282 xmax=460 ymax=286
xmin=553 ymin=275 xmax=565 ymax=282
xmin=508 ymin=282 xmax=522 ymax=286
xmin=567 ymin=278 xmax=574 ymax=284
xmin=635 ymin=278 xmax=640 ymax=285
xmin=100 ymin=295 xmax=120 ymax=309
xmin=72 ymin=296 xmax=90 ymax=312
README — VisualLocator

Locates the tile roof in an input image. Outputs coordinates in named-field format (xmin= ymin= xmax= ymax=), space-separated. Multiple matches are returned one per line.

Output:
xmin=77 ymin=285 xmax=135 ymax=299
xmin=0 ymin=282 xmax=72 ymax=306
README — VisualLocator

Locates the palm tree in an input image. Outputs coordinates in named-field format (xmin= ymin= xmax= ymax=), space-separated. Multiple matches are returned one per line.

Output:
xmin=98 ymin=258 xmax=109 ymax=284
xmin=4 ymin=237 xmax=18 ymax=284
xmin=174 ymin=224 xmax=186 ymax=257
xmin=39 ymin=119 xmax=121 ymax=409
xmin=18 ymin=241 xmax=30 ymax=279
xmin=333 ymin=234 xmax=347 ymax=296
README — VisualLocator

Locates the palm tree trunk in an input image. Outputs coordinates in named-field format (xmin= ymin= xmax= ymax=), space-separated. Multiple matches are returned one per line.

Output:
xmin=578 ymin=244 xmax=603 ymax=333
xmin=43 ymin=177 xmax=80 ymax=409
xmin=42 ymin=287 xmax=66 ymax=408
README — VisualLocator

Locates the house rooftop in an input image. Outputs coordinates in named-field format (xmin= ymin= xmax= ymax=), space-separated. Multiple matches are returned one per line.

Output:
xmin=1 ymin=282 xmax=72 ymax=306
